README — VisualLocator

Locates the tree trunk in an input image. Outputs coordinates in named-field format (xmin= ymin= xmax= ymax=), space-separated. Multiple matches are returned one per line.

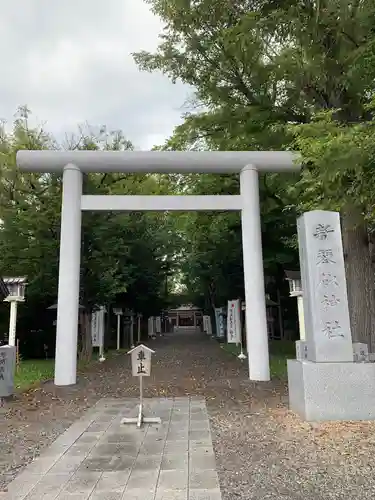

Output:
xmin=208 ymin=281 xmax=216 ymax=311
xmin=79 ymin=310 xmax=93 ymax=362
xmin=342 ymin=209 xmax=375 ymax=351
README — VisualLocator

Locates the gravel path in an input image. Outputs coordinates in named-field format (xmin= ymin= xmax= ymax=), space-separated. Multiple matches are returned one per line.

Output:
xmin=1 ymin=330 xmax=375 ymax=499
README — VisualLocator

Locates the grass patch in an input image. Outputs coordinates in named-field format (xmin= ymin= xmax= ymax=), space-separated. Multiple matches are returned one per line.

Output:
xmin=221 ymin=340 xmax=295 ymax=380
xmin=14 ymin=348 xmax=129 ymax=391
xmin=106 ymin=348 xmax=129 ymax=357
xmin=14 ymin=359 xmax=55 ymax=391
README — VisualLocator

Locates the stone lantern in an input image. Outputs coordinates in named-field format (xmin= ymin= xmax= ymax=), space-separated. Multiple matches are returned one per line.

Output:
xmin=285 ymin=270 xmax=305 ymax=340
xmin=2 ymin=277 xmax=27 ymax=346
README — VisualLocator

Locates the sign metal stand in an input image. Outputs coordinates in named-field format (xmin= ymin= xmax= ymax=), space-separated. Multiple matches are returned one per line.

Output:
xmin=227 ymin=299 xmax=247 ymax=360
xmin=121 ymin=344 xmax=161 ymax=428
xmin=238 ymin=301 xmax=247 ymax=360
xmin=91 ymin=306 xmax=106 ymax=362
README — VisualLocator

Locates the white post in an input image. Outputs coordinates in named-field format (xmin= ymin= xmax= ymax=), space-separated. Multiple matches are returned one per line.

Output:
xmin=297 ymin=295 xmax=306 ymax=340
xmin=99 ymin=343 xmax=105 ymax=361
xmin=54 ymin=164 xmax=82 ymax=386
xmin=139 ymin=374 xmax=143 ymax=409
xmin=98 ymin=306 xmax=106 ymax=362
xmin=116 ymin=314 xmax=121 ymax=350
xmin=8 ymin=301 xmax=18 ymax=347
xmin=240 ymin=166 xmax=270 ymax=381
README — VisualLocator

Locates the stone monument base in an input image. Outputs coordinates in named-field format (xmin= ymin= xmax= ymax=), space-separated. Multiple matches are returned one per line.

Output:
xmin=287 ymin=359 xmax=375 ymax=421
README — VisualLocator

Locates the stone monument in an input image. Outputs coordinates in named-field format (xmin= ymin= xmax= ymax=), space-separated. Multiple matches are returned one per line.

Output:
xmin=287 ymin=210 xmax=375 ymax=421
xmin=352 ymin=342 xmax=369 ymax=362
xmin=0 ymin=345 xmax=16 ymax=398
xmin=295 ymin=340 xmax=308 ymax=361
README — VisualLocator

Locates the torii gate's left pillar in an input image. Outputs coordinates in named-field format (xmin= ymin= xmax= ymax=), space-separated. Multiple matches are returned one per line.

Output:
xmin=55 ymin=164 xmax=82 ymax=385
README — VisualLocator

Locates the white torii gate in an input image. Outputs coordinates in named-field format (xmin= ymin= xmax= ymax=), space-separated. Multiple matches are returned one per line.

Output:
xmin=17 ymin=150 xmax=300 ymax=386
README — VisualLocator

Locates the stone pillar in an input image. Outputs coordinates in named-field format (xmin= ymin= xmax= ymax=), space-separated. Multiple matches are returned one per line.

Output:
xmin=286 ymin=211 xmax=375 ymax=421
xmin=54 ymin=164 xmax=82 ymax=386
xmin=297 ymin=210 xmax=353 ymax=362
xmin=0 ymin=345 xmax=16 ymax=397
xmin=240 ymin=166 xmax=270 ymax=381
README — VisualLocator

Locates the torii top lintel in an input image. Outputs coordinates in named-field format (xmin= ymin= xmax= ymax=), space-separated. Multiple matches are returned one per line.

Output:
xmin=16 ymin=150 xmax=300 ymax=174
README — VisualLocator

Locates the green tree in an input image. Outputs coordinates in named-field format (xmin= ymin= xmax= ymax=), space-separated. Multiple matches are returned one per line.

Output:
xmin=0 ymin=108 xmax=175 ymax=358
xmin=135 ymin=0 xmax=375 ymax=346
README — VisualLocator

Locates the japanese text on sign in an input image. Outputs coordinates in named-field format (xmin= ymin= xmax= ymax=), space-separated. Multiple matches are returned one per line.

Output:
xmin=319 ymin=272 xmax=339 ymax=288
xmin=316 ymin=249 xmax=335 ymax=265
xmin=313 ymin=224 xmax=334 ymax=240
xmin=136 ymin=350 xmax=147 ymax=375
xmin=322 ymin=320 xmax=344 ymax=339
xmin=0 ymin=351 xmax=5 ymax=381
xmin=130 ymin=344 xmax=153 ymax=377
xmin=297 ymin=211 xmax=353 ymax=361
xmin=227 ymin=300 xmax=241 ymax=344
xmin=315 ymin=221 xmax=345 ymax=340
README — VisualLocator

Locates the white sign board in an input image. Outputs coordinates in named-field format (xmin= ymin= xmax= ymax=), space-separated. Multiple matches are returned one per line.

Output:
xmin=91 ymin=306 xmax=105 ymax=347
xmin=129 ymin=345 xmax=154 ymax=377
xmin=297 ymin=210 xmax=353 ymax=362
xmin=91 ymin=311 xmax=100 ymax=346
xmin=203 ymin=315 xmax=212 ymax=335
xmin=227 ymin=299 xmax=241 ymax=344
xmin=122 ymin=344 xmax=160 ymax=428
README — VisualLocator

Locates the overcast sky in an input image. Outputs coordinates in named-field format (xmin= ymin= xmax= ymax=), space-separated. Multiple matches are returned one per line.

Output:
xmin=0 ymin=0 xmax=191 ymax=150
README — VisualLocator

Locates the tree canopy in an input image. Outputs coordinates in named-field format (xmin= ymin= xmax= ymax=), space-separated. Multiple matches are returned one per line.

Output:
xmin=134 ymin=0 xmax=375 ymax=347
xmin=0 ymin=108 xmax=178 ymax=356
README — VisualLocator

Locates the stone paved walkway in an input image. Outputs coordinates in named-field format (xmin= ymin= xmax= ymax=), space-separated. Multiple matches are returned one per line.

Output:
xmin=3 ymin=396 xmax=221 ymax=500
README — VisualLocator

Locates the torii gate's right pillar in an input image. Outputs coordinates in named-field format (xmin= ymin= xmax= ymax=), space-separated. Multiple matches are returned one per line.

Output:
xmin=240 ymin=165 xmax=270 ymax=381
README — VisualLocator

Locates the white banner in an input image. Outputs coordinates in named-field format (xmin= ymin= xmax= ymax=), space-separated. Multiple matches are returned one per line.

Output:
xmin=203 ymin=315 xmax=208 ymax=334
xmin=99 ymin=307 xmax=105 ymax=347
xmin=215 ymin=308 xmax=225 ymax=339
xmin=91 ymin=311 xmax=100 ymax=346
xmin=91 ymin=307 xmax=105 ymax=347
xmin=227 ymin=299 xmax=241 ymax=344
xmin=203 ymin=315 xmax=212 ymax=335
